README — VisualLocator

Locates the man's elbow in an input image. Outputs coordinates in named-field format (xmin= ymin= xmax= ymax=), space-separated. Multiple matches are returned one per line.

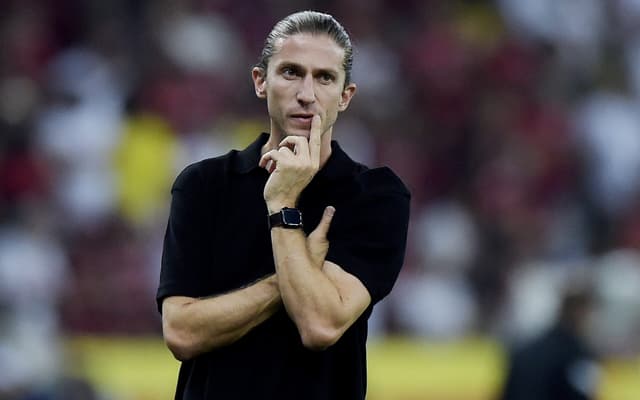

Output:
xmin=299 ymin=322 xmax=343 ymax=351
xmin=162 ymin=318 xmax=201 ymax=361
xmin=164 ymin=330 xmax=198 ymax=361
xmin=165 ymin=339 xmax=196 ymax=362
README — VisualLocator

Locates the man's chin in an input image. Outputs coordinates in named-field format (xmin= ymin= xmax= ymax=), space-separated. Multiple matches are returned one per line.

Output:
xmin=284 ymin=129 xmax=311 ymax=139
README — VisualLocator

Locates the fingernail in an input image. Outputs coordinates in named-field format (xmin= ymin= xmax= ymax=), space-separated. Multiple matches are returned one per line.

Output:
xmin=325 ymin=206 xmax=335 ymax=217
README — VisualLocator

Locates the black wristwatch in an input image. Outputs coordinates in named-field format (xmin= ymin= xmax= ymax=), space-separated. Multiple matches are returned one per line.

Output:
xmin=269 ymin=207 xmax=303 ymax=229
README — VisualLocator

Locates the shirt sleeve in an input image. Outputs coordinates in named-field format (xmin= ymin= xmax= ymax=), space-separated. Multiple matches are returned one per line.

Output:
xmin=156 ymin=163 xmax=214 ymax=312
xmin=325 ymin=167 xmax=410 ymax=304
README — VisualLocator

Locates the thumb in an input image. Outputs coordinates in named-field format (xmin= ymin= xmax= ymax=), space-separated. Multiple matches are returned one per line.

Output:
xmin=312 ymin=206 xmax=335 ymax=239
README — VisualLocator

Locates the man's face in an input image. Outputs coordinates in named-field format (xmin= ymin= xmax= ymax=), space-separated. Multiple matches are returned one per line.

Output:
xmin=252 ymin=33 xmax=356 ymax=140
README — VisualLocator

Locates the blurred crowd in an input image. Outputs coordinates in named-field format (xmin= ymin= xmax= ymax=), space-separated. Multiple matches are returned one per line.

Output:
xmin=2 ymin=0 xmax=640 ymax=397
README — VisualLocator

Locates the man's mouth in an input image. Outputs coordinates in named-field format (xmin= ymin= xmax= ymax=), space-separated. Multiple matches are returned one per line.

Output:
xmin=289 ymin=113 xmax=314 ymax=127
xmin=290 ymin=113 xmax=314 ymax=121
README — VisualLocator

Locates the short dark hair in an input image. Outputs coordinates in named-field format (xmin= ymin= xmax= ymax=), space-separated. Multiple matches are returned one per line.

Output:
xmin=256 ymin=11 xmax=354 ymax=86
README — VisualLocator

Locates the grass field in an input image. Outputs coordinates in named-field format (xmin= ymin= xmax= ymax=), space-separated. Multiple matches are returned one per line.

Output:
xmin=65 ymin=336 xmax=640 ymax=400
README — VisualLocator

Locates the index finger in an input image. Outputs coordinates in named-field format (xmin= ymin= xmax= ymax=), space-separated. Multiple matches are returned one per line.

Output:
xmin=309 ymin=114 xmax=322 ymax=168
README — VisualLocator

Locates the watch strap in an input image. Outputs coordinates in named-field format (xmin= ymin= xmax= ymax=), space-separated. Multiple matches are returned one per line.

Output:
xmin=268 ymin=207 xmax=303 ymax=229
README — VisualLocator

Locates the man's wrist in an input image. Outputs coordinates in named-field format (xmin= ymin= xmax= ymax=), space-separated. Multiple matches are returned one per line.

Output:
xmin=268 ymin=207 xmax=303 ymax=230
xmin=266 ymin=201 xmax=296 ymax=215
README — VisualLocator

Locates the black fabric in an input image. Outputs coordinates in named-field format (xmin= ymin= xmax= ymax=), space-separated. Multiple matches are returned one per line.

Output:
xmin=157 ymin=133 xmax=410 ymax=400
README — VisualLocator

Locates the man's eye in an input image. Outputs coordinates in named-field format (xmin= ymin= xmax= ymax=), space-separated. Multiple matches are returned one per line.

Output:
xmin=319 ymin=74 xmax=334 ymax=83
xmin=282 ymin=67 xmax=297 ymax=77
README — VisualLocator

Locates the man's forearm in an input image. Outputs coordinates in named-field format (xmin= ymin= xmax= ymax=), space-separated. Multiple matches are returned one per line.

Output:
xmin=162 ymin=274 xmax=281 ymax=360
xmin=270 ymin=228 xmax=347 ymax=348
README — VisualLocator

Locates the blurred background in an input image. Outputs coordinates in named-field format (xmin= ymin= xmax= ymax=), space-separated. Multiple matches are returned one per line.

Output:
xmin=1 ymin=0 xmax=640 ymax=399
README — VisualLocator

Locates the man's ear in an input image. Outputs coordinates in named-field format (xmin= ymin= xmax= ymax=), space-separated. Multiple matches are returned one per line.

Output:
xmin=252 ymin=67 xmax=267 ymax=99
xmin=338 ymin=83 xmax=357 ymax=111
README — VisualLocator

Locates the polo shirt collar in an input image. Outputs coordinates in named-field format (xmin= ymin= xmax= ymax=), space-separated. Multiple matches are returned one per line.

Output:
xmin=232 ymin=132 xmax=357 ymax=181
xmin=316 ymin=140 xmax=357 ymax=182
xmin=232 ymin=132 xmax=270 ymax=174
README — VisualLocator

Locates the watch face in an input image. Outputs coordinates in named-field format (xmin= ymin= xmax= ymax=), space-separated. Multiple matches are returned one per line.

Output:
xmin=282 ymin=208 xmax=302 ymax=226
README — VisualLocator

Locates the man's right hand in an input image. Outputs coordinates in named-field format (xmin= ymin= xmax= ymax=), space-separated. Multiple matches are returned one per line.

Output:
xmin=260 ymin=115 xmax=323 ymax=213
xmin=306 ymin=205 xmax=336 ymax=268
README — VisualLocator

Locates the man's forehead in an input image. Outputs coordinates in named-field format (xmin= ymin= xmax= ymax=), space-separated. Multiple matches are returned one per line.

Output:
xmin=271 ymin=33 xmax=345 ymax=69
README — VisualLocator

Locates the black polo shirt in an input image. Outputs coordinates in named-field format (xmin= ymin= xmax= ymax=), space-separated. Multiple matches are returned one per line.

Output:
xmin=158 ymin=133 xmax=410 ymax=400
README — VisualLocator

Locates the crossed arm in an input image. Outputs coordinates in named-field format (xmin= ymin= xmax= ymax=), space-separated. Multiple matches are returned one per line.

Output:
xmin=162 ymin=275 xmax=281 ymax=361
xmin=162 ymin=211 xmax=371 ymax=360
xmin=269 ymin=206 xmax=371 ymax=350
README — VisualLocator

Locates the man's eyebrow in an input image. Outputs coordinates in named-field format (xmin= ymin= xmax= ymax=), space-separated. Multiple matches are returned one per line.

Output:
xmin=276 ymin=61 xmax=303 ymax=70
xmin=314 ymin=67 xmax=339 ymax=76
xmin=275 ymin=61 xmax=339 ymax=75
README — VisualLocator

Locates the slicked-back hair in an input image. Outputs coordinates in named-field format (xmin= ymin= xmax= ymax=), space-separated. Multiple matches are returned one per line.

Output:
xmin=256 ymin=11 xmax=354 ymax=87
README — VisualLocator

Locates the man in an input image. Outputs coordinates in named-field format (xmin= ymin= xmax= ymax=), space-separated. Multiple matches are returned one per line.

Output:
xmin=157 ymin=11 xmax=410 ymax=399
xmin=499 ymin=285 xmax=601 ymax=400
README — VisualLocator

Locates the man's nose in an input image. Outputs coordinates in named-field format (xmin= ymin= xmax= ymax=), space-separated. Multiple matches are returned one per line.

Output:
xmin=296 ymin=75 xmax=316 ymax=105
